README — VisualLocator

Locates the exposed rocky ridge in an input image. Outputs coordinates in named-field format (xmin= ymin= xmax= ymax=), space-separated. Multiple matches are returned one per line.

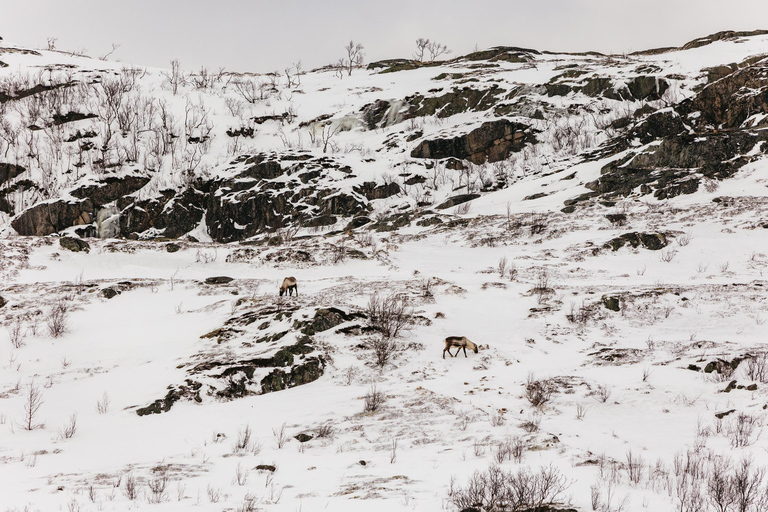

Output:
xmin=136 ymin=303 xmax=363 ymax=414
xmin=3 ymin=30 xmax=768 ymax=240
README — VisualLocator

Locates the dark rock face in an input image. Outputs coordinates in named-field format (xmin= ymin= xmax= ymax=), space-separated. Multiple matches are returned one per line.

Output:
xmin=411 ymin=120 xmax=533 ymax=164
xmin=299 ymin=308 xmax=364 ymax=335
xmin=0 ymin=295 xmax=6 ymax=308
xmin=12 ymin=198 xmax=94 ymax=236
xmin=353 ymin=181 xmax=401 ymax=200
xmin=70 ymin=175 xmax=150 ymax=206
xmin=119 ymin=187 xmax=206 ymax=239
xmin=260 ymin=357 xmax=325 ymax=394
xmin=59 ymin=236 xmax=90 ymax=252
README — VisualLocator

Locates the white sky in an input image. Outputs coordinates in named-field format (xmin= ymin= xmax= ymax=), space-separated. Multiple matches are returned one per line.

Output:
xmin=2 ymin=0 xmax=767 ymax=73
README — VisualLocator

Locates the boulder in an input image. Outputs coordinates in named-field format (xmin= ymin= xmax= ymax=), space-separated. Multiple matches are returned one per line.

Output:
xmin=205 ymin=276 xmax=234 ymax=285
xmin=59 ymin=236 xmax=90 ymax=253
xmin=0 ymin=295 xmax=6 ymax=308
xmin=100 ymin=287 xmax=119 ymax=299
xmin=602 ymin=295 xmax=621 ymax=312
xmin=12 ymin=198 xmax=94 ymax=236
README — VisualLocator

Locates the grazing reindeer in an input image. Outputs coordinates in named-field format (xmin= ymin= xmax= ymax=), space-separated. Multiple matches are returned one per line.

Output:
xmin=279 ymin=277 xmax=298 ymax=297
xmin=442 ymin=336 xmax=478 ymax=359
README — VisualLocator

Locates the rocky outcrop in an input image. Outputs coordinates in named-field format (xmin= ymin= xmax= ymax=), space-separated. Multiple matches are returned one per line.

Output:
xmin=411 ymin=119 xmax=533 ymax=164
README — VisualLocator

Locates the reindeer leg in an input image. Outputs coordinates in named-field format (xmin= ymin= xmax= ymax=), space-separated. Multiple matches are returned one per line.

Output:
xmin=463 ymin=347 xmax=468 ymax=357
xmin=442 ymin=349 xmax=446 ymax=359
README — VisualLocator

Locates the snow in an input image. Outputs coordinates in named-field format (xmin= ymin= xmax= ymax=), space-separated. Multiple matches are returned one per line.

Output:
xmin=1 ymin=32 xmax=768 ymax=512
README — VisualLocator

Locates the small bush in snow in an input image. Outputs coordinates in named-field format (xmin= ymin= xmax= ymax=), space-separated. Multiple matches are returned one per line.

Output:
xmin=46 ymin=299 xmax=69 ymax=338
xmin=367 ymin=292 xmax=413 ymax=339
xmin=363 ymin=382 xmax=385 ymax=413
xmin=524 ymin=374 xmax=555 ymax=407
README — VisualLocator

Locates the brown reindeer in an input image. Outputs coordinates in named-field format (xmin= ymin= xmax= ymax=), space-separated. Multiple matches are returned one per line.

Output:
xmin=279 ymin=277 xmax=298 ymax=297
xmin=442 ymin=336 xmax=478 ymax=359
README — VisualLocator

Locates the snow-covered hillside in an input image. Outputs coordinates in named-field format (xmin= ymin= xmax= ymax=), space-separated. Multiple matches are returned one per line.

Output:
xmin=1 ymin=30 xmax=768 ymax=512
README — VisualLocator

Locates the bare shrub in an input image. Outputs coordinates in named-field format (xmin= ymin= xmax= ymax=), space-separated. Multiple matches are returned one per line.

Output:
xmin=521 ymin=413 xmax=541 ymax=433
xmin=626 ymin=450 xmax=644 ymax=485
xmin=46 ymin=299 xmax=70 ymax=338
xmin=315 ymin=422 xmax=334 ymax=439
xmin=8 ymin=316 xmax=26 ymax=348
xmin=659 ymin=249 xmax=678 ymax=263
xmin=743 ymin=353 xmax=768 ymax=383
xmin=419 ymin=278 xmax=435 ymax=298
xmin=511 ymin=436 xmax=527 ymax=463
xmin=363 ymin=382 xmax=385 ymax=413
xmin=455 ymin=201 xmax=471 ymax=215
xmin=494 ymin=438 xmax=513 ymax=463
xmin=272 ymin=422 xmax=288 ymax=449
xmin=707 ymin=456 xmax=734 ymax=512
xmin=592 ymin=384 xmax=612 ymax=403
xmin=96 ymin=392 xmax=110 ymax=414
xmin=732 ymin=457 xmax=764 ymax=512
xmin=147 ymin=474 xmax=169 ymax=503
xmin=497 ymin=256 xmax=509 ymax=278
xmin=449 ymin=464 xmax=569 ymax=512
xmin=576 ymin=404 xmax=587 ymax=420
xmin=58 ymin=413 xmax=77 ymax=440
xmin=234 ymin=462 xmax=248 ymax=486
xmin=525 ymin=373 xmax=555 ymax=407
xmin=566 ymin=301 xmax=593 ymax=325
xmin=367 ymin=292 xmax=413 ymax=338
xmin=727 ymin=413 xmax=762 ymax=448
xmin=122 ymin=473 xmax=138 ymax=501
xmin=21 ymin=383 xmax=44 ymax=430
xmin=370 ymin=336 xmax=397 ymax=368
xmin=207 ymin=484 xmax=222 ymax=503
xmin=234 ymin=423 xmax=252 ymax=452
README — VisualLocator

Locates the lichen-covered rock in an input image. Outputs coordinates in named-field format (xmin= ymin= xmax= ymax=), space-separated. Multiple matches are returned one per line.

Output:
xmin=100 ymin=287 xmax=119 ymax=299
xmin=605 ymin=232 xmax=668 ymax=251
xmin=60 ymin=236 xmax=90 ymax=253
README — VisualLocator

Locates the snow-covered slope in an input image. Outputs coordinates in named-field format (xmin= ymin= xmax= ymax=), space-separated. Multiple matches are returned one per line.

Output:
xmin=1 ymin=31 xmax=768 ymax=512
